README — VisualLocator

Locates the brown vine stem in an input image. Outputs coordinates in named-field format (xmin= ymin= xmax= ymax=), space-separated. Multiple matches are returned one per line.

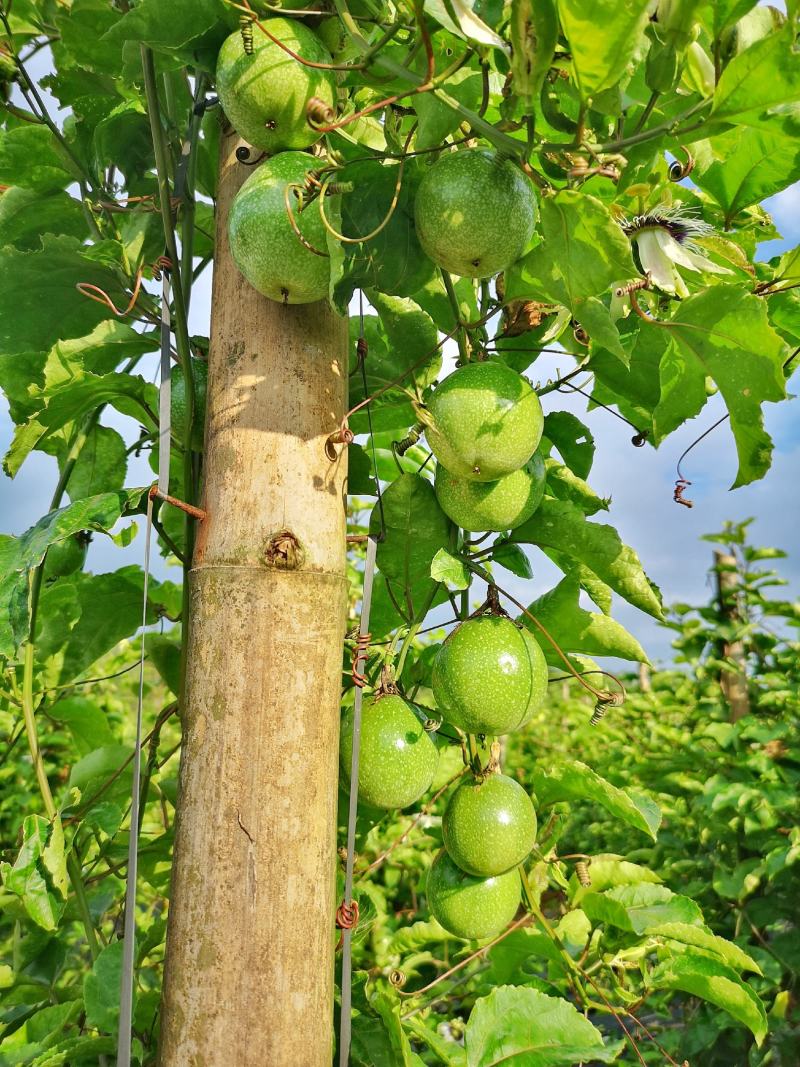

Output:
xmin=356 ymin=767 xmax=467 ymax=879
xmin=395 ymin=911 xmax=533 ymax=1000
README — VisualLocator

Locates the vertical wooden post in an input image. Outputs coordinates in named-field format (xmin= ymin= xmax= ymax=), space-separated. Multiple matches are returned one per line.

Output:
xmin=159 ymin=132 xmax=348 ymax=1066
xmin=638 ymin=663 xmax=651 ymax=693
xmin=713 ymin=550 xmax=750 ymax=723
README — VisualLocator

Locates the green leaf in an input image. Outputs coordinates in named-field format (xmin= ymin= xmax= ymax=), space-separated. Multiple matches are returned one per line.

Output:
xmin=666 ymin=284 xmax=788 ymax=486
xmin=68 ymin=744 xmax=133 ymax=801
xmin=465 ymin=985 xmax=617 ymax=1065
xmin=430 ymin=547 xmax=470 ymax=590
xmin=5 ymin=372 xmax=158 ymax=477
xmin=650 ymin=952 xmax=768 ymax=1044
xmin=557 ymin=0 xmax=652 ymax=98
xmin=712 ymin=24 xmax=800 ymax=123
xmin=492 ymin=542 xmax=534 ymax=579
xmin=423 ymin=0 xmax=509 ymax=54
xmin=405 ymin=1016 xmax=467 ymax=1066
xmin=37 ymin=567 xmax=158 ymax=686
xmin=349 ymin=294 xmax=441 ymax=433
xmin=581 ymin=883 xmax=703 ymax=933
xmin=0 ymin=1001 xmax=81 ymax=1057
xmin=0 ymin=187 xmax=86 ymax=250
xmin=510 ymin=0 xmax=558 ymax=105
xmin=506 ymin=194 xmax=637 ymax=324
xmin=336 ymin=160 xmax=435 ymax=300
xmin=0 ymin=815 xmax=68 ymax=930
xmin=693 ymin=106 xmax=800 ymax=221
xmin=542 ymin=412 xmax=595 ymax=479
xmin=101 ymin=0 xmax=234 ymax=64
xmin=370 ymin=475 xmax=452 ymax=624
xmin=0 ymin=489 xmax=144 ymax=657
xmin=66 ymin=424 xmax=127 ymax=500
xmin=83 ymin=941 xmax=127 ymax=1033
xmin=533 ymin=759 xmax=661 ymax=839
xmin=0 ymin=236 xmax=127 ymax=362
xmin=569 ymin=854 xmax=662 ymax=900
xmin=523 ymin=573 xmax=648 ymax=663
xmin=511 ymin=498 xmax=663 ymax=618
xmin=544 ymin=462 xmax=609 ymax=516
xmin=649 ymin=922 xmax=762 ymax=974
xmin=144 ymin=634 xmax=182 ymax=695
xmin=48 ymin=696 xmax=116 ymax=755
xmin=0 ymin=125 xmax=77 ymax=191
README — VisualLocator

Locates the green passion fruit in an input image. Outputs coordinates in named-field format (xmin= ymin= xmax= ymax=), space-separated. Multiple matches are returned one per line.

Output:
xmin=414 ymin=148 xmax=536 ymax=278
xmin=43 ymin=534 xmax=89 ymax=582
xmin=228 ymin=152 xmax=330 ymax=304
xmin=434 ymin=451 xmax=545 ymax=532
xmin=443 ymin=772 xmax=537 ymax=877
xmin=171 ymin=359 xmax=207 ymax=452
xmin=423 ymin=362 xmax=543 ymax=482
xmin=339 ymin=693 xmax=438 ymax=810
xmin=216 ymin=19 xmax=335 ymax=153
xmin=432 ymin=615 xmax=547 ymax=735
xmin=427 ymin=849 xmax=521 ymax=940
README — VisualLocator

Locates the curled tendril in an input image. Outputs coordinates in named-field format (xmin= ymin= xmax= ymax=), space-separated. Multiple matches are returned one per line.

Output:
xmin=668 ymin=146 xmax=695 ymax=182
xmin=389 ymin=969 xmax=407 ymax=988
xmin=283 ymin=182 xmax=330 ymax=258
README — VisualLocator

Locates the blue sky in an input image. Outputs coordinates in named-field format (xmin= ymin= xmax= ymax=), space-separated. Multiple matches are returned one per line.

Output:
xmin=2 ymin=35 xmax=798 ymax=668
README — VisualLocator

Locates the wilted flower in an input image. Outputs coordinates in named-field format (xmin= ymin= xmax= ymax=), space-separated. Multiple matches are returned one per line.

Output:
xmin=622 ymin=205 xmax=731 ymax=297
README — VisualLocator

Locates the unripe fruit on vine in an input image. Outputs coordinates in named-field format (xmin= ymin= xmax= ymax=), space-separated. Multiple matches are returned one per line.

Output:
xmin=339 ymin=694 xmax=438 ymax=809
xmin=216 ymin=19 xmax=335 ymax=152
xmin=43 ymin=534 xmax=88 ymax=582
xmin=434 ymin=451 xmax=545 ymax=532
xmin=516 ymin=628 xmax=549 ymax=726
xmin=228 ymin=153 xmax=330 ymax=304
xmin=171 ymin=359 xmax=207 ymax=452
xmin=443 ymin=772 xmax=537 ymax=877
xmin=423 ymin=362 xmax=543 ymax=482
xmin=432 ymin=616 xmax=547 ymax=735
xmin=414 ymin=149 xmax=536 ymax=278
xmin=427 ymin=849 xmax=521 ymax=940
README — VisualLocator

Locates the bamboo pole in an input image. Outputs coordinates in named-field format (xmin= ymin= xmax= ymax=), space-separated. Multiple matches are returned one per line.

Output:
xmin=713 ymin=550 xmax=750 ymax=723
xmin=159 ymin=131 xmax=348 ymax=1066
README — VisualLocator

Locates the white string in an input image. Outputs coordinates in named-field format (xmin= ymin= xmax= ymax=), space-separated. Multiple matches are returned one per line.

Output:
xmin=116 ymin=495 xmax=154 ymax=1067
xmin=338 ymin=533 xmax=378 ymax=1067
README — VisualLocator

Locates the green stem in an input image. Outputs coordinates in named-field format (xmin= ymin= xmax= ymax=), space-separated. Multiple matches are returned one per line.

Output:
xmin=440 ymin=270 xmax=469 ymax=363
xmin=141 ymin=46 xmax=199 ymax=706
xmin=179 ymin=72 xmax=209 ymax=316
xmin=330 ymin=0 xmax=525 ymax=157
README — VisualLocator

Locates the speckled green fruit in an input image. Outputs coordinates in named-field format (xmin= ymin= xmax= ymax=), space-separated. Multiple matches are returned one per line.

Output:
xmin=228 ymin=153 xmax=330 ymax=304
xmin=517 ymin=628 xmax=549 ymax=726
xmin=427 ymin=849 xmax=521 ymax=939
xmin=443 ymin=773 xmax=536 ymax=877
xmin=424 ymin=362 xmax=543 ymax=482
xmin=43 ymin=534 xmax=88 ymax=582
xmin=340 ymin=694 xmax=438 ymax=810
xmin=434 ymin=451 xmax=545 ymax=532
xmin=216 ymin=19 xmax=335 ymax=152
xmin=171 ymin=359 xmax=207 ymax=452
xmin=432 ymin=616 xmax=546 ymax=735
xmin=414 ymin=149 xmax=536 ymax=278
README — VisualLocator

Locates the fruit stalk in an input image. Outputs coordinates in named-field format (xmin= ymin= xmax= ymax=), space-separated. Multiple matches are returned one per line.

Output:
xmin=158 ymin=130 xmax=349 ymax=1066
